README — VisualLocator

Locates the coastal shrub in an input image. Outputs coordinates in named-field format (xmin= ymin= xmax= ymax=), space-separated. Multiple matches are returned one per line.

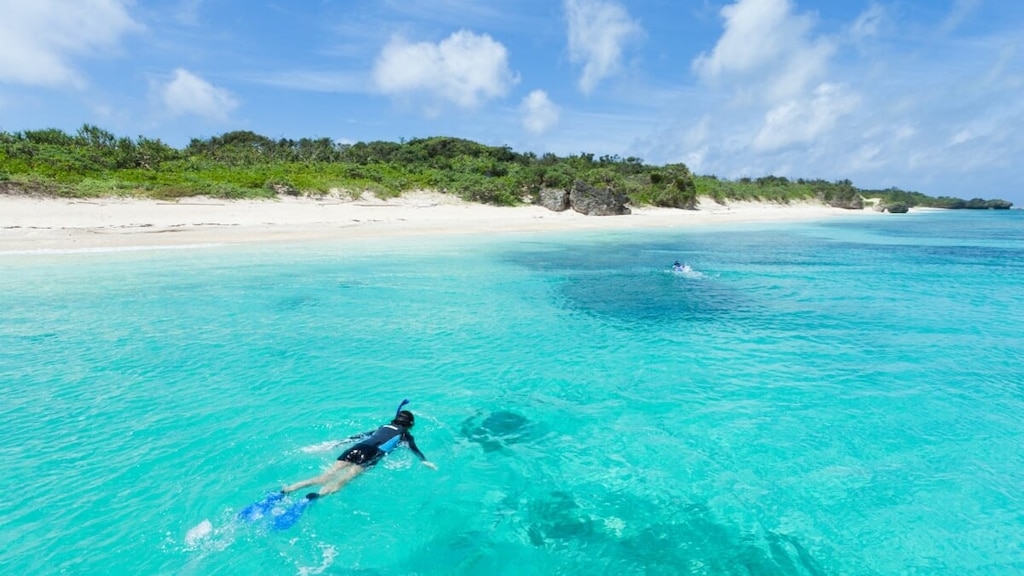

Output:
xmin=538 ymin=163 xmax=578 ymax=190
xmin=637 ymin=164 xmax=697 ymax=208
xmin=0 ymin=174 xmax=59 ymax=195
xmin=23 ymin=128 xmax=75 ymax=147
xmin=265 ymin=179 xmax=300 ymax=196
xmin=127 ymin=137 xmax=180 ymax=169
xmin=465 ymin=181 xmax=519 ymax=206
xmin=0 ymin=125 xmax=1009 ymax=208
xmin=441 ymin=171 xmax=520 ymax=205
xmin=694 ymin=176 xmax=728 ymax=204
xmin=148 ymin=185 xmax=206 ymax=200
xmin=207 ymin=182 xmax=273 ymax=199
xmin=633 ymin=185 xmax=697 ymax=209
xmin=74 ymin=177 xmax=137 ymax=197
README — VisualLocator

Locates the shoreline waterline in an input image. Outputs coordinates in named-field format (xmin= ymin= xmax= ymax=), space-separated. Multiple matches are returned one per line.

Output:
xmin=0 ymin=192 xmax=904 ymax=253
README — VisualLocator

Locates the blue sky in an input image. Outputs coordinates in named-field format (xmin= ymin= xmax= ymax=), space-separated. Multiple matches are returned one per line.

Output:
xmin=1 ymin=0 xmax=1022 ymax=204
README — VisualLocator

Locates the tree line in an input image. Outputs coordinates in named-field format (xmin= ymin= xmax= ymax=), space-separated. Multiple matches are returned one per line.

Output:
xmin=0 ymin=124 xmax=1012 ymax=209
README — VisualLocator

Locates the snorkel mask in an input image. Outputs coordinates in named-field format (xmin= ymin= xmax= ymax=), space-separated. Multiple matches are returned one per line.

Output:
xmin=392 ymin=399 xmax=414 ymax=427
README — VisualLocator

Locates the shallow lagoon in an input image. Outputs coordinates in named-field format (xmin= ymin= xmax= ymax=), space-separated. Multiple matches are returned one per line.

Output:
xmin=2 ymin=211 xmax=1022 ymax=574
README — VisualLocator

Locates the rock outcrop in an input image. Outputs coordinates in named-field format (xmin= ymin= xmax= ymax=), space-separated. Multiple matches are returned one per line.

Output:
xmin=538 ymin=187 xmax=570 ymax=212
xmin=568 ymin=180 xmax=631 ymax=216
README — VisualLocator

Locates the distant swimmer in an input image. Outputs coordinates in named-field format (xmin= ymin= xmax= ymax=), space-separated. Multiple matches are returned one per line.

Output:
xmin=672 ymin=261 xmax=692 ymax=273
xmin=282 ymin=401 xmax=437 ymax=502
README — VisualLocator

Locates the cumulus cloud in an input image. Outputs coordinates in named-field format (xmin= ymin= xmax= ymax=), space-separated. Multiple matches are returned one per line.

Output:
xmin=565 ymin=0 xmax=642 ymax=94
xmin=520 ymin=90 xmax=560 ymax=134
xmin=159 ymin=68 xmax=238 ymax=121
xmin=753 ymin=83 xmax=859 ymax=151
xmin=693 ymin=0 xmax=793 ymax=78
xmin=631 ymin=0 xmax=1024 ymax=202
xmin=676 ymin=0 xmax=859 ymax=173
xmin=0 ymin=0 xmax=142 ymax=87
xmin=372 ymin=30 xmax=518 ymax=109
xmin=692 ymin=0 xmax=833 ymax=102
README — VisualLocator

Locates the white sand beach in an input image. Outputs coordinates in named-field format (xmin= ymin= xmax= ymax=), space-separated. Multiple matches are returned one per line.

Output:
xmin=0 ymin=192 xmax=889 ymax=252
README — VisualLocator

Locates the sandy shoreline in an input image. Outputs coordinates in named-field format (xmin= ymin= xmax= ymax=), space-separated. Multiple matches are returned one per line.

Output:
xmin=0 ymin=192 xmax=893 ymax=252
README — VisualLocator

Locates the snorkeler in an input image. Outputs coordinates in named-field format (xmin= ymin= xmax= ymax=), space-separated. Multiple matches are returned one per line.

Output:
xmin=282 ymin=405 xmax=437 ymax=501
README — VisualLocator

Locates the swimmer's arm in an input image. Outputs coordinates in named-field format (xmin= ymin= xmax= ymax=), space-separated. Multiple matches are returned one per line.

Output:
xmin=347 ymin=430 xmax=374 ymax=442
xmin=332 ymin=430 xmax=373 ymax=448
xmin=406 ymin=435 xmax=438 ymax=470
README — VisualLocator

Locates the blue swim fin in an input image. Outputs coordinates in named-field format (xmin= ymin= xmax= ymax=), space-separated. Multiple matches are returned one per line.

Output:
xmin=271 ymin=495 xmax=315 ymax=530
xmin=237 ymin=491 xmax=284 ymax=522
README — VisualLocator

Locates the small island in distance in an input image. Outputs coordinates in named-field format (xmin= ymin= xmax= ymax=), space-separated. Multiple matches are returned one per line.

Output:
xmin=0 ymin=125 xmax=1013 ymax=214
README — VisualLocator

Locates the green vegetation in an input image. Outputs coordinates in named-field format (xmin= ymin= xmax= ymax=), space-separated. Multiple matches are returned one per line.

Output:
xmin=0 ymin=124 xmax=1012 ymax=209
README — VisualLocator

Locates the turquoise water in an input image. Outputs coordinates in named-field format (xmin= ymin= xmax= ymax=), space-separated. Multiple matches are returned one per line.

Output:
xmin=2 ymin=210 xmax=1022 ymax=575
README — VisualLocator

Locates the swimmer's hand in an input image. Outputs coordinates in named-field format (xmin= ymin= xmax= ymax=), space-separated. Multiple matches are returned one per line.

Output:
xmin=422 ymin=461 xmax=438 ymax=470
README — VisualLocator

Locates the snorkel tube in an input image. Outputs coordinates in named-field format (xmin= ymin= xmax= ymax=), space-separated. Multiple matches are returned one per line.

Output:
xmin=395 ymin=398 xmax=410 ymax=418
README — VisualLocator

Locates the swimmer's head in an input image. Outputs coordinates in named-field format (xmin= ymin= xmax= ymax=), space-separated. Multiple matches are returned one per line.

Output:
xmin=392 ymin=410 xmax=415 ymax=428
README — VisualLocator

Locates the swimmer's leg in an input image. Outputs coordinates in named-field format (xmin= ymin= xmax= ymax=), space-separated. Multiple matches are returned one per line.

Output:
xmin=316 ymin=464 xmax=366 ymax=497
xmin=282 ymin=461 xmax=352 ymax=494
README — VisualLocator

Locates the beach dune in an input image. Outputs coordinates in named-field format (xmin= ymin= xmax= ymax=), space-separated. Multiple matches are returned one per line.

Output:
xmin=0 ymin=192 xmax=885 ymax=252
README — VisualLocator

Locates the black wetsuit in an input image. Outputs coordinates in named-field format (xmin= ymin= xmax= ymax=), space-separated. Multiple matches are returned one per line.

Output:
xmin=338 ymin=424 xmax=427 ymax=467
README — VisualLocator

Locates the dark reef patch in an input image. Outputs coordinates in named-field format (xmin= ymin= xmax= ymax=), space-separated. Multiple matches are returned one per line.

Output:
xmin=460 ymin=410 xmax=538 ymax=453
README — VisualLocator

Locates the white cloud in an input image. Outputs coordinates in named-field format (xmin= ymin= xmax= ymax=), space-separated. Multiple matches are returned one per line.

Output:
xmin=893 ymin=125 xmax=917 ymax=141
xmin=939 ymin=0 xmax=982 ymax=34
xmin=681 ymin=115 xmax=713 ymax=173
xmin=949 ymin=128 xmax=975 ymax=146
xmin=670 ymin=0 xmax=858 ymax=174
xmin=250 ymin=71 xmax=367 ymax=93
xmin=627 ymin=2 xmax=1024 ymax=203
xmin=173 ymin=0 xmax=204 ymax=25
xmin=0 ymin=0 xmax=142 ymax=87
xmin=849 ymin=4 xmax=885 ymax=41
xmin=520 ymin=90 xmax=560 ymax=134
xmin=692 ymin=0 xmax=833 ymax=103
xmin=693 ymin=0 xmax=793 ymax=77
xmin=372 ymin=30 xmax=518 ymax=109
xmin=159 ymin=68 xmax=238 ymax=121
xmin=564 ymin=0 xmax=642 ymax=94
xmin=753 ymin=83 xmax=859 ymax=151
